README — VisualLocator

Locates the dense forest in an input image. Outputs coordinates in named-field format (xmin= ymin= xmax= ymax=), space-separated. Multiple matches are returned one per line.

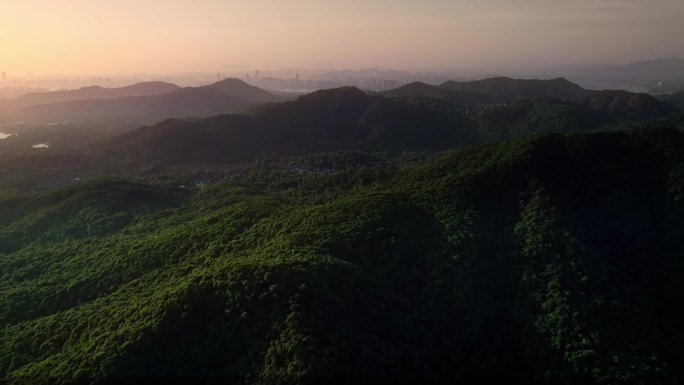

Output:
xmin=1 ymin=79 xmax=684 ymax=384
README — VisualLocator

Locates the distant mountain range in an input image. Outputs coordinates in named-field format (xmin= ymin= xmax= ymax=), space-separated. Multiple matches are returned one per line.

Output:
xmin=3 ymin=75 xmax=679 ymax=126
xmin=3 ymin=78 xmax=284 ymax=123
xmin=101 ymin=83 xmax=661 ymax=165
xmin=206 ymin=78 xmax=284 ymax=102
xmin=438 ymin=77 xmax=591 ymax=101
xmin=380 ymin=82 xmax=501 ymax=105
xmin=379 ymin=77 xmax=675 ymax=119
xmin=101 ymin=87 xmax=474 ymax=164
xmin=1 ymin=75 xmax=679 ymax=161
xmin=7 ymin=81 xmax=180 ymax=109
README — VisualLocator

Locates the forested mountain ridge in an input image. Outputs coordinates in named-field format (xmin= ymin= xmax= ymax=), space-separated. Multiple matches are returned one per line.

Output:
xmin=97 ymin=87 xmax=619 ymax=166
xmin=438 ymin=76 xmax=592 ymax=101
xmin=576 ymin=90 xmax=678 ymax=119
xmin=379 ymin=81 xmax=502 ymax=105
xmin=100 ymin=87 xmax=476 ymax=164
xmin=0 ymin=84 xmax=679 ymax=193
xmin=1 ymin=126 xmax=684 ymax=384
xmin=1 ymin=77 xmax=684 ymax=384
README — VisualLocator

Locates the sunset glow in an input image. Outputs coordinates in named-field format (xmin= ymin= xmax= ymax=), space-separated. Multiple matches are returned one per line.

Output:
xmin=1 ymin=0 xmax=683 ymax=75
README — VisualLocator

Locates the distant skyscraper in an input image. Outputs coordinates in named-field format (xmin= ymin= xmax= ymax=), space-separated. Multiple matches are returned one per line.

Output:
xmin=296 ymin=73 xmax=300 ymax=81
xmin=1 ymin=72 xmax=5 ymax=81
xmin=246 ymin=73 xmax=250 ymax=80
xmin=255 ymin=70 xmax=260 ymax=79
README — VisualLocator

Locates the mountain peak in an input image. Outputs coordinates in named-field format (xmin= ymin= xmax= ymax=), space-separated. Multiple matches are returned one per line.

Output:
xmin=439 ymin=76 xmax=589 ymax=101
xmin=207 ymin=78 xmax=279 ymax=102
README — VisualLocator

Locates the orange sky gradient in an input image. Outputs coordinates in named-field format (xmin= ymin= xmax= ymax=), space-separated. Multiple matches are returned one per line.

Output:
xmin=1 ymin=0 xmax=683 ymax=75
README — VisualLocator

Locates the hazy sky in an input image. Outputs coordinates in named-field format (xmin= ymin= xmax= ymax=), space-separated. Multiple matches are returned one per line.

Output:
xmin=1 ymin=0 xmax=682 ymax=75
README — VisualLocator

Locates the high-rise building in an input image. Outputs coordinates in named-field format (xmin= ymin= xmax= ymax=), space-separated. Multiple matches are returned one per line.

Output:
xmin=255 ymin=70 xmax=260 ymax=79
xmin=296 ymin=73 xmax=300 ymax=81
xmin=1 ymin=72 xmax=6 ymax=81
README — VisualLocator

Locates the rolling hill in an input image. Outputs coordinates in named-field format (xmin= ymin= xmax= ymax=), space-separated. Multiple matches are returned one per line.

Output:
xmin=439 ymin=76 xmax=591 ymax=101
xmin=5 ymin=81 xmax=180 ymax=109
xmin=12 ymin=79 xmax=283 ymax=123
xmin=99 ymin=87 xmax=617 ymax=165
xmin=207 ymin=78 xmax=283 ymax=102
xmin=1 ymin=127 xmax=683 ymax=383
xmin=575 ymin=90 xmax=678 ymax=119
xmin=380 ymin=81 xmax=501 ymax=105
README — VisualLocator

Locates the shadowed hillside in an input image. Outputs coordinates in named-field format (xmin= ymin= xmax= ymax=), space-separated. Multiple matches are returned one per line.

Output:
xmin=101 ymin=87 xmax=476 ymax=164
xmin=380 ymin=81 xmax=501 ymax=105
xmin=99 ymin=87 xmax=617 ymax=165
xmin=576 ymin=90 xmax=678 ymax=119
xmin=4 ymin=81 xmax=180 ymax=109
xmin=1 ymin=127 xmax=683 ymax=384
xmin=439 ymin=77 xmax=591 ymax=101
xmin=208 ymin=78 xmax=284 ymax=103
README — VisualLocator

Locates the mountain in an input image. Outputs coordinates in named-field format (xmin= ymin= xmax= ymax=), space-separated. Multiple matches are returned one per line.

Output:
xmin=380 ymin=81 xmax=501 ymax=105
xmin=6 ymin=81 xmax=180 ymax=109
xmin=13 ymin=79 xmax=281 ymax=123
xmin=15 ymin=96 xmax=153 ymax=121
xmin=469 ymin=97 xmax=610 ymax=140
xmin=15 ymin=88 xmax=249 ymax=123
xmin=101 ymin=87 xmax=475 ymax=163
xmin=99 ymin=87 xmax=617 ymax=165
xmin=575 ymin=90 xmax=678 ymax=119
xmin=439 ymin=77 xmax=591 ymax=101
xmin=207 ymin=78 xmax=283 ymax=102
xmin=143 ymin=86 xmax=249 ymax=118
xmin=657 ymin=91 xmax=684 ymax=110
xmin=1 ymin=126 xmax=683 ymax=383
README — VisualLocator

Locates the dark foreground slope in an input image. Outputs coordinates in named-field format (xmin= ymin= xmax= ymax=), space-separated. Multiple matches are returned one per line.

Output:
xmin=1 ymin=127 xmax=684 ymax=384
xmin=101 ymin=87 xmax=476 ymax=164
